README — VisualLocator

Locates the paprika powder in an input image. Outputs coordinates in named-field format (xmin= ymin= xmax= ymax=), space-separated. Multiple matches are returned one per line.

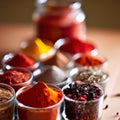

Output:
xmin=59 ymin=38 xmax=97 ymax=55
xmin=74 ymin=54 xmax=107 ymax=67
xmin=2 ymin=52 xmax=40 ymax=72
xmin=16 ymin=82 xmax=64 ymax=120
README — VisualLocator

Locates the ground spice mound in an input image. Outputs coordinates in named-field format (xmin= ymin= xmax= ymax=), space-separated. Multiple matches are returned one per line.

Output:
xmin=6 ymin=53 xmax=35 ymax=67
xmin=0 ymin=69 xmax=30 ymax=85
xmin=0 ymin=87 xmax=13 ymax=103
xmin=59 ymin=38 xmax=96 ymax=54
xmin=17 ymin=82 xmax=63 ymax=108
xmin=76 ymin=54 xmax=103 ymax=66
xmin=35 ymin=66 xmax=67 ymax=84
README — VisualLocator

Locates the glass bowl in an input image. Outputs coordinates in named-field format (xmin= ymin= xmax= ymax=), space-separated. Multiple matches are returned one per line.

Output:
xmin=2 ymin=52 xmax=41 ymax=77
xmin=16 ymin=83 xmax=64 ymax=120
xmin=0 ymin=83 xmax=15 ymax=120
xmin=0 ymin=67 xmax=33 ymax=92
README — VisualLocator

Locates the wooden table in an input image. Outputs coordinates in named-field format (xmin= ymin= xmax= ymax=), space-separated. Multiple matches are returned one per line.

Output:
xmin=0 ymin=24 xmax=120 ymax=120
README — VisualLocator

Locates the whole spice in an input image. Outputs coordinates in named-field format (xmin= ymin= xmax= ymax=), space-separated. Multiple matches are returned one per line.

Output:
xmin=71 ymin=67 xmax=109 ymax=90
xmin=62 ymin=81 xmax=104 ymax=120
xmin=16 ymin=82 xmax=63 ymax=120
xmin=59 ymin=38 xmax=96 ymax=55
xmin=5 ymin=53 xmax=35 ymax=67
xmin=75 ymin=54 xmax=104 ymax=67
xmin=0 ymin=83 xmax=15 ymax=120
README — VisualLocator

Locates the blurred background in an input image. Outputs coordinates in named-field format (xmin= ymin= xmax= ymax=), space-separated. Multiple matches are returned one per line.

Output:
xmin=0 ymin=0 xmax=120 ymax=29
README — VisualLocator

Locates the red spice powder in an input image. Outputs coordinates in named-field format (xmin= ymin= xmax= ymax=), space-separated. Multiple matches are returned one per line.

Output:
xmin=17 ymin=82 xmax=63 ymax=108
xmin=6 ymin=53 xmax=35 ymax=67
xmin=0 ymin=69 xmax=30 ymax=85
xmin=59 ymin=38 xmax=96 ymax=54
xmin=76 ymin=55 xmax=103 ymax=66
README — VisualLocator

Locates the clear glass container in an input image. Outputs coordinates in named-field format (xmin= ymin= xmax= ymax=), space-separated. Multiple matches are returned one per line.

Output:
xmin=62 ymin=82 xmax=104 ymax=120
xmin=2 ymin=52 xmax=41 ymax=77
xmin=0 ymin=83 xmax=15 ymax=120
xmin=33 ymin=0 xmax=86 ymax=43
xmin=16 ymin=84 xmax=64 ymax=120
xmin=69 ymin=67 xmax=109 ymax=91
xmin=0 ymin=68 xmax=33 ymax=92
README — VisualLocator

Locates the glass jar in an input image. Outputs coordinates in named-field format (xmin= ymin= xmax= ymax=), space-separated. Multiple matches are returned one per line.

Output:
xmin=33 ymin=0 xmax=86 ymax=43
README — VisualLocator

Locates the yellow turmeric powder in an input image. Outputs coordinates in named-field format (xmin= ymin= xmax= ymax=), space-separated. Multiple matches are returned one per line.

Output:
xmin=22 ymin=38 xmax=55 ymax=60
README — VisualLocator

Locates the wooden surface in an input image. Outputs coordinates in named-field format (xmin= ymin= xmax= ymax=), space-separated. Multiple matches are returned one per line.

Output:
xmin=0 ymin=24 xmax=120 ymax=119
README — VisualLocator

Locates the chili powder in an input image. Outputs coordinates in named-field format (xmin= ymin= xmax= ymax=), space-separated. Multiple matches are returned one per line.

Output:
xmin=5 ymin=53 xmax=35 ymax=67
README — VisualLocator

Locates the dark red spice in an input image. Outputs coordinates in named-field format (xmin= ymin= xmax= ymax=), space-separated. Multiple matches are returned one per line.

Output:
xmin=59 ymin=38 xmax=96 ymax=54
xmin=76 ymin=54 xmax=103 ymax=66
xmin=62 ymin=81 xmax=104 ymax=120
xmin=0 ymin=69 xmax=30 ymax=85
xmin=6 ymin=53 xmax=35 ymax=67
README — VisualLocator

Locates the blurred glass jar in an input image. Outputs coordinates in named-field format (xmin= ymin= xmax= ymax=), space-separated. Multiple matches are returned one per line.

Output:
xmin=0 ymin=83 xmax=15 ymax=120
xmin=33 ymin=0 xmax=86 ymax=43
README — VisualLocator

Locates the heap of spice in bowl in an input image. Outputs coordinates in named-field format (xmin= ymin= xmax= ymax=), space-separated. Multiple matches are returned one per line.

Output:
xmin=16 ymin=82 xmax=64 ymax=120
xmin=0 ymin=83 xmax=15 ymax=120
xmin=21 ymin=38 xmax=56 ymax=61
xmin=62 ymin=81 xmax=104 ymax=120
xmin=69 ymin=67 xmax=109 ymax=91
xmin=34 ymin=65 xmax=71 ymax=88
xmin=2 ymin=52 xmax=41 ymax=77
xmin=71 ymin=53 xmax=108 ymax=69
xmin=0 ymin=68 xmax=33 ymax=92
xmin=57 ymin=38 xmax=98 ymax=57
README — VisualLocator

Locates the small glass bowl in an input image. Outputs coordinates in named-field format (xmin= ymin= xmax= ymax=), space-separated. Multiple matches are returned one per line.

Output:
xmin=16 ymin=83 xmax=64 ymax=120
xmin=20 ymin=39 xmax=57 ymax=62
xmin=69 ymin=67 xmax=109 ymax=91
xmin=34 ymin=65 xmax=72 ymax=88
xmin=0 ymin=68 xmax=33 ymax=92
xmin=69 ymin=53 xmax=108 ymax=70
xmin=54 ymin=38 xmax=98 ymax=59
xmin=0 ymin=83 xmax=15 ymax=120
xmin=2 ymin=52 xmax=41 ymax=77
xmin=62 ymin=81 xmax=104 ymax=120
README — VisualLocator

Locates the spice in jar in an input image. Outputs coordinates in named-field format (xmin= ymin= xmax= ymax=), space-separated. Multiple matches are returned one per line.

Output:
xmin=42 ymin=51 xmax=70 ymax=70
xmin=16 ymin=82 xmax=64 ymax=120
xmin=0 ymin=83 xmax=15 ymax=120
xmin=62 ymin=81 xmax=104 ymax=120
xmin=2 ymin=52 xmax=40 ymax=73
xmin=21 ymin=38 xmax=56 ymax=61
xmin=4 ymin=53 xmax=35 ymax=67
xmin=70 ymin=67 xmax=109 ymax=89
xmin=33 ymin=0 xmax=86 ymax=43
xmin=0 ymin=68 xmax=32 ymax=91
xmin=75 ymin=54 xmax=105 ymax=67
xmin=34 ymin=65 xmax=69 ymax=88
xmin=59 ymin=38 xmax=96 ymax=55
